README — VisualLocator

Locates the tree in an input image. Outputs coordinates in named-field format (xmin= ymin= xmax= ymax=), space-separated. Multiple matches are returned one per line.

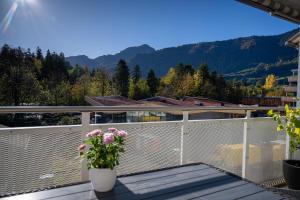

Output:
xmin=71 ymin=82 xmax=85 ymax=105
xmin=176 ymin=73 xmax=195 ymax=97
xmin=114 ymin=60 xmax=129 ymax=97
xmin=87 ymin=67 xmax=112 ymax=97
xmin=69 ymin=64 xmax=84 ymax=84
xmin=54 ymin=81 xmax=72 ymax=105
xmin=137 ymin=79 xmax=150 ymax=99
xmin=36 ymin=46 xmax=43 ymax=61
xmin=41 ymin=50 xmax=69 ymax=89
xmin=128 ymin=79 xmax=136 ymax=99
xmin=199 ymin=64 xmax=210 ymax=84
xmin=161 ymin=68 xmax=176 ymax=85
xmin=158 ymin=68 xmax=177 ymax=97
xmin=0 ymin=46 xmax=41 ymax=105
xmin=147 ymin=69 xmax=159 ymax=97
xmin=131 ymin=65 xmax=141 ymax=84
xmin=129 ymin=78 xmax=150 ymax=100
xmin=193 ymin=70 xmax=201 ymax=94
xmin=263 ymin=74 xmax=276 ymax=90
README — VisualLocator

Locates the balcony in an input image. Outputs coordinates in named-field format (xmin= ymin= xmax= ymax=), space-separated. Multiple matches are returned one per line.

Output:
xmin=0 ymin=106 xmax=294 ymax=199
xmin=284 ymin=86 xmax=297 ymax=93
xmin=281 ymin=96 xmax=296 ymax=103
xmin=288 ymin=75 xmax=298 ymax=83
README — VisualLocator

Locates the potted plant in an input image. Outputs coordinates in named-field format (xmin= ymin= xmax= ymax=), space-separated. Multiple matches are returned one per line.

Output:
xmin=78 ymin=128 xmax=127 ymax=192
xmin=268 ymin=105 xmax=300 ymax=190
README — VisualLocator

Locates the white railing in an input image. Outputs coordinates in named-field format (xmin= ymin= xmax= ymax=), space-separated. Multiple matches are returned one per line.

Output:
xmin=281 ymin=96 xmax=296 ymax=103
xmin=288 ymin=75 xmax=298 ymax=83
xmin=0 ymin=106 xmax=287 ymax=196
xmin=284 ymin=85 xmax=297 ymax=93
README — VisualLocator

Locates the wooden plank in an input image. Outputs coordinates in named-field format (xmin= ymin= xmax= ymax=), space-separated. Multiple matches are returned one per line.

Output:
xmin=116 ymin=164 xmax=210 ymax=184
xmin=100 ymin=174 xmax=239 ymax=200
xmin=42 ymin=190 xmax=98 ymax=200
xmin=1 ymin=183 xmax=92 ymax=200
xmin=142 ymin=178 xmax=247 ymax=200
xmin=195 ymin=183 xmax=265 ymax=200
xmin=101 ymin=171 xmax=226 ymax=199
xmin=238 ymin=190 xmax=286 ymax=200
xmin=115 ymin=168 xmax=220 ymax=192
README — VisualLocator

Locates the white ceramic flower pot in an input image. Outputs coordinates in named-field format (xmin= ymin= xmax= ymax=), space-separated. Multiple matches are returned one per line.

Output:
xmin=89 ymin=168 xmax=116 ymax=192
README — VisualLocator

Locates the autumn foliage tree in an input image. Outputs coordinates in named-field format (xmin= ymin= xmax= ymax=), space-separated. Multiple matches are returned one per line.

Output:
xmin=263 ymin=74 xmax=276 ymax=90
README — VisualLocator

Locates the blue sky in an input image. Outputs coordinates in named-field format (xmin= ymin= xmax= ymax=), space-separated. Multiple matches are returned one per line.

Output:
xmin=0 ymin=0 xmax=297 ymax=58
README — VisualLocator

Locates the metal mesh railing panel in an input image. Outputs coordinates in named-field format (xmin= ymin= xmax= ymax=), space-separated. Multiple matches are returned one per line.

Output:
xmin=0 ymin=115 xmax=286 ymax=196
xmin=0 ymin=126 xmax=83 ymax=196
xmin=90 ymin=121 xmax=182 ymax=175
xmin=182 ymin=119 xmax=244 ymax=176
xmin=246 ymin=118 xmax=286 ymax=183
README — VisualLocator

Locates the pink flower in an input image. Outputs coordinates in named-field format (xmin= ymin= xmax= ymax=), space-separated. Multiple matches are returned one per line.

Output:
xmin=86 ymin=129 xmax=102 ymax=137
xmin=117 ymin=130 xmax=127 ymax=138
xmin=108 ymin=127 xmax=117 ymax=133
xmin=78 ymin=144 xmax=86 ymax=151
xmin=103 ymin=133 xmax=114 ymax=144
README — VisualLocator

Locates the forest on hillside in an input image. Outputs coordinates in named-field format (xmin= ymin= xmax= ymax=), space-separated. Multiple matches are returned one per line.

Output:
xmin=0 ymin=44 xmax=284 ymax=107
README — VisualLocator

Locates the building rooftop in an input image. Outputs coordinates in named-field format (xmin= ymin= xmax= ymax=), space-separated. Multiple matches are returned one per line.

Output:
xmin=139 ymin=96 xmax=196 ymax=107
xmin=85 ymin=96 xmax=239 ymax=108
xmin=238 ymin=0 xmax=300 ymax=24
xmin=182 ymin=96 xmax=238 ymax=107
xmin=286 ymin=32 xmax=300 ymax=48
xmin=85 ymin=96 xmax=140 ymax=106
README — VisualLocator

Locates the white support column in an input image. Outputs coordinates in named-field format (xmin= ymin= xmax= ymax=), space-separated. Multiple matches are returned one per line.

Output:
xmin=296 ymin=28 xmax=300 ymax=108
xmin=285 ymin=134 xmax=290 ymax=159
xmin=242 ymin=110 xmax=251 ymax=179
xmin=180 ymin=111 xmax=189 ymax=165
xmin=81 ymin=112 xmax=90 ymax=181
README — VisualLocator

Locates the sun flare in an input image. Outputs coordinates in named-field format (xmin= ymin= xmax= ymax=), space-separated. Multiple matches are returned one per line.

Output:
xmin=1 ymin=0 xmax=38 ymax=32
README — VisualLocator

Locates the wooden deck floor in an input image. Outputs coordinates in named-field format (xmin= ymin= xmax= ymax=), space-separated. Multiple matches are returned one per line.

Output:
xmin=2 ymin=164 xmax=290 ymax=200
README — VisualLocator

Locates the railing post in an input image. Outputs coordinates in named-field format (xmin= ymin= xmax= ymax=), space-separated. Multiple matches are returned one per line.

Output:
xmin=181 ymin=111 xmax=189 ymax=165
xmin=81 ymin=112 xmax=90 ymax=181
xmin=242 ymin=110 xmax=251 ymax=179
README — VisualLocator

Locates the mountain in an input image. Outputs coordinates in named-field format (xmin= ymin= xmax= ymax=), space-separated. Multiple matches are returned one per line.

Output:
xmin=67 ymin=44 xmax=155 ymax=68
xmin=224 ymin=59 xmax=298 ymax=83
xmin=66 ymin=55 xmax=97 ymax=68
xmin=66 ymin=29 xmax=298 ymax=77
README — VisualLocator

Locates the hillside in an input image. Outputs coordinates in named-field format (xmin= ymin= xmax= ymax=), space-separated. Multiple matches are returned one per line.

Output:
xmin=224 ymin=59 xmax=298 ymax=83
xmin=66 ymin=29 xmax=298 ymax=77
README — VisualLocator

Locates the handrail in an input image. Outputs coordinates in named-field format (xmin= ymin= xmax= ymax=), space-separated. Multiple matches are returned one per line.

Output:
xmin=0 ymin=106 xmax=284 ymax=113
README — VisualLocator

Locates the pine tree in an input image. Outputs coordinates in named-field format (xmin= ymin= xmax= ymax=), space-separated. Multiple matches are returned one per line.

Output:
xmin=199 ymin=64 xmax=210 ymax=84
xmin=147 ymin=69 xmax=158 ymax=97
xmin=36 ymin=46 xmax=43 ymax=61
xmin=114 ymin=59 xmax=129 ymax=97
xmin=132 ymin=65 xmax=141 ymax=84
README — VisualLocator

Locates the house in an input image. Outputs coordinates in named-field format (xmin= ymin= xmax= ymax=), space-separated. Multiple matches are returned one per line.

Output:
xmin=84 ymin=96 xmax=140 ymax=123
xmin=85 ymin=96 xmax=244 ymax=123
xmin=181 ymin=96 xmax=244 ymax=119
xmin=242 ymin=97 xmax=282 ymax=107
xmin=281 ymin=31 xmax=300 ymax=107
xmin=281 ymin=69 xmax=298 ymax=107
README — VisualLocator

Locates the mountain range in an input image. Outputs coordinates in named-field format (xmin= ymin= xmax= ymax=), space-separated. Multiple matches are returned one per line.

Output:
xmin=66 ymin=29 xmax=299 ymax=79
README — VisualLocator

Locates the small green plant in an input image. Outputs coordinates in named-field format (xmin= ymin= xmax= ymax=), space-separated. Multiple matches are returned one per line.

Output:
xmin=78 ymin=128 xmax=127 ymax=169
xmin=268 ymin=105 xmax=300 ymax=155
